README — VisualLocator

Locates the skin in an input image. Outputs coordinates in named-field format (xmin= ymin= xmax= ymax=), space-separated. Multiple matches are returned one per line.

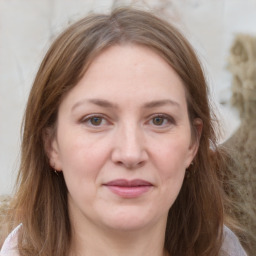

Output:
xmin=47 ymin=44 xmax=201 ymax=256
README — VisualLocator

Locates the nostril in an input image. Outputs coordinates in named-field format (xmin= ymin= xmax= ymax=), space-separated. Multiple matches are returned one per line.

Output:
xmin=115 ymin=159 xmax=146 ymax=169
xmin=116 ymin=161 xmax=124 ymax=166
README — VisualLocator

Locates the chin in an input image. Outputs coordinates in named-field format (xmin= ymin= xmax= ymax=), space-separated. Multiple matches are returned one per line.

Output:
xmin=99 ymin=207 xmax=161 ymax=232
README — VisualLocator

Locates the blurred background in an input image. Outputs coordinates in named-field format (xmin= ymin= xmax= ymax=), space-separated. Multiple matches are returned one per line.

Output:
xmin=1 ymin=0 xmax=256 ymax=195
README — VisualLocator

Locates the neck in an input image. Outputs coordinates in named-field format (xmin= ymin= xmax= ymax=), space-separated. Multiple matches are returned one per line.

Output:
xmin=69 ymin=215 xmax=168 ymax=256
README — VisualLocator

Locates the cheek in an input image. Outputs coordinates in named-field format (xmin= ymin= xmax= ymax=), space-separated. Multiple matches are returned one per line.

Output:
xmin=151 ymin=136 xmax=189 ymax=201
xmin=56 ymin=130 xmax=112 ymax=184
xmin=56 ymin=132 xmax=115 ymax=216
xmin=59 ymin=138 xmax=107 ymax=201
xmin=153 ymin=136 xmax=191 ymax=173
xmin=159 ymin=153 xmax=186 ymax=193
xmin=156 ymin=147 xmax=186 ymax=211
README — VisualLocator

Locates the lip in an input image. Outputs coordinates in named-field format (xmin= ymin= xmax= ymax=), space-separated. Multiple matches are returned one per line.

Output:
xmin=103 ymin=179 xmax=153 ymax=198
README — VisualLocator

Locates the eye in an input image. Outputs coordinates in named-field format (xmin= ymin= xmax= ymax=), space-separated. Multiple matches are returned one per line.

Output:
xmin=148 ymin=114 xmax=175 ymax=128
xmin=90 ymin=116 xmax=103 ymax=126
xmin=81 ymin=114 xmax=109 ymax=128
xmin=152 ymin=116 xmax=165 ymax=126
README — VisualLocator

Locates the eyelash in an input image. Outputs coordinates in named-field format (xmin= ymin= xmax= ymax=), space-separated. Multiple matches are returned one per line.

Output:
xmin=81 ymin=114 xmax=109 ymax=127
xmin=80 ymin=113 xmax=176 ymax=129
xmin=147 ymin=114 xmax=176 ymax=127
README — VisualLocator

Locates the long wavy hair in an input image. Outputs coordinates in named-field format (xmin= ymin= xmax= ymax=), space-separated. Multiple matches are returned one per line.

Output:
xmin=8 ymin=7 xmax=225 ymax=256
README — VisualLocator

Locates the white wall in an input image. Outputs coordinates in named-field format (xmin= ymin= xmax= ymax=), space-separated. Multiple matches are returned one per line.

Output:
xmin=1 ymin=0 xmax=256 ymax=194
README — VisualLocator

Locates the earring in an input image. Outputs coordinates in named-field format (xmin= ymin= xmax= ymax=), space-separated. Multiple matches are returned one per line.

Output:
xmin=51 ymin=163 xmax=59 ymax=176
xmin=54 ymin=169 xmax=59 ymax=176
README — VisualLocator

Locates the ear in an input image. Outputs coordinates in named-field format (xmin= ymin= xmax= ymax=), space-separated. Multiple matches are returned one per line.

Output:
xmin=43 ymin=127 xmax=62 ymax=171
xmin=185 ymin=118 xmax=203 ymax=168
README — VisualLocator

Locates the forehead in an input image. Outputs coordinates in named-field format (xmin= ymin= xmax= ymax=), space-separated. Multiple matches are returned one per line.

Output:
xmin=59 ymin=44 xmax=187 ymax=111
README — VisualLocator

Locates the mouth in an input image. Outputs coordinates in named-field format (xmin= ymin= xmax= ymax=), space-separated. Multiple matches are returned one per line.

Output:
xmin=103 ymin=179 xmax=153 ymax=198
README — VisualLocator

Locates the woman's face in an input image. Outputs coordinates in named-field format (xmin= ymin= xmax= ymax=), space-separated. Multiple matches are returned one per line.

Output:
xmin=48 ymin=44 xmax=200 ymax=233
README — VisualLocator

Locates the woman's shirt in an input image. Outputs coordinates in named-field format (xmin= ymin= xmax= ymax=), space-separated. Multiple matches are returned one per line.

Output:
xmin=221 ymin=226 xmax=248 ymax=256
xmin=0 ymin=225 xmax=248 ymax=256
xmin=0 ymin=224 xmax=20 ymax=256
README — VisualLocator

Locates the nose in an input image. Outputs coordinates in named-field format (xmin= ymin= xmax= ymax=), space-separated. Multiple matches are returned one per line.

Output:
xmin=111 ymin=123 xmax=148 ymax=169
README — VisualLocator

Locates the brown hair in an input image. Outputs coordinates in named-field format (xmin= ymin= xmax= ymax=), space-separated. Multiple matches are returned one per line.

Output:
xmin=9 ymin=7 xmax=224 ymax=256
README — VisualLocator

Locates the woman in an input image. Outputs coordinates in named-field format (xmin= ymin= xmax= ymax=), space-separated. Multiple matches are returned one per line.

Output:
xmin=0 ymin=7 xmax=247 ymax=256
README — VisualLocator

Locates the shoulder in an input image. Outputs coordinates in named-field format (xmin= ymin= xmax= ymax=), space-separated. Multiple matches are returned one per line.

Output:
xmin=0 ymin=224 xmax=21 ymax=256
xmin=220 ymin=225 xmax=247 ymax=256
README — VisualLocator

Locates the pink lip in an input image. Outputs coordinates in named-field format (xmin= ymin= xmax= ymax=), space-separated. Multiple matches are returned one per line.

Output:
xmin=103 ymin=179 xmax=153 ymax=198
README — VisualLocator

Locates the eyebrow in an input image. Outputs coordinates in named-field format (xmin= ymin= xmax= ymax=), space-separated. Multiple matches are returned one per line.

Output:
xmin=142 ymin=99 xmax=181 ymax=108
xmin=71 ymin=99 xmax=118 ymax=112
xmin=71 ymin=98 xmax=180 ymax=112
